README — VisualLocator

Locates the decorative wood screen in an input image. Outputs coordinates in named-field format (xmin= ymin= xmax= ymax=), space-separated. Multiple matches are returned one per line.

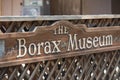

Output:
xmin=0 ymin=15 xmax=120 ymax=80
xmin=0 ymin=51 xmax=120 ymax=80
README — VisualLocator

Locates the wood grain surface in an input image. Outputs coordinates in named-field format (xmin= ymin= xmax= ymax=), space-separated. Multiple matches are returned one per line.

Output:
xmin=0 ymin=21 xmax=120 ymax=67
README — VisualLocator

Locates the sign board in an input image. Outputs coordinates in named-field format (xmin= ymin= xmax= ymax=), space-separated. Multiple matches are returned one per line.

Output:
xmin=0 ymin=21 xmax=120 ymax=67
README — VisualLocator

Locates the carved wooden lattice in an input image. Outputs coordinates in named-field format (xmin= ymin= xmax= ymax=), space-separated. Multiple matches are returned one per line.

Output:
xmin=0 ymin=17 xmax=120 ymax=80
xmin=0 ymin=50 xmax=120 ymax=80
xmin=0 ymin=18 xmax=120 ymax=33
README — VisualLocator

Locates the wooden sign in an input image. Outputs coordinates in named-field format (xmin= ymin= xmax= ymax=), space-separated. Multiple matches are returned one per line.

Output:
xmin=0 ymin=21 xmax=120 ymax=67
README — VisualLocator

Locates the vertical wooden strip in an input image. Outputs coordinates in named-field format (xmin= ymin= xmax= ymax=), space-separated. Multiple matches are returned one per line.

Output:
xmin=109 ymin=53 xmax=120 ymax=80
xmin=38 ymin=61 xmax=50 ymax=80
xmin=70 ymin=57 xmax=83 ymax=80
xmin=96 ymin=53 xmax=111 ymax=80
xmin=47 ymin=59 xmax=60 ymax=80
xmin=11 ymin=0 xmax=13 ymax=16
xmin=102 ymin=52 xmax=117 ymax=79
xmin=90 ymin=54 xmax=105 ymax=80
xmin=0 ymin=0 xmax=1 ymax=16
xmin=1 ymin=0 xmax=12 ymax=16
xmin=55 ymin=60 xmax=66 ymax=80
xmin=19 ymin=64 xmax=30 ymax=80
xmin=9 ymin=68 xmax=18 ymax=80
xmin=50 ymin=0 xmax=81 ymax=15
xmin=79 ymin=55 xmax=92 ymax=80
xmin=29 ymin=63 xmax=40 ymax=80
xmin=62 ymin=57 xmax=76 ymax=79
xmin=84 ymin=56 xmax=96 ymax=80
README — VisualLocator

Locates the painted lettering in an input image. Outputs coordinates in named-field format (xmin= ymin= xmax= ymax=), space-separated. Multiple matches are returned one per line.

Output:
xmin=17 ymin=38 xmax=27 ymax=58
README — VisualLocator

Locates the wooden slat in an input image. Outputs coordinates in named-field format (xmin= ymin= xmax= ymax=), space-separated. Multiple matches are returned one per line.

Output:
xmin=19 ymin=64 xmax=30 ymax=80
xmin=55 ymin=59 xmax=66 ymax=80
xmin=90 ymin=54 xmax=105 ymax=80
xmin=29 ymin=63 xmax=40 ymax=80
xmin=102 ymin=52 xmax=117 ymax=79
xmin=47 ymin=59 xmax=60 ymax=80
xmin=9 ymin=67 xmax=17 ymax=80
xmin=62 ymin=57 xmax=76 ymax=79
xmin=38 ymin=61 xmax=50 ymax=80
xmin=0 ymin=0 xmax=1 ymax=16
xmin=109 ymin=54 xmax=120 ymax=80
xmin=70 ymin=57 xmax=83 ymax=80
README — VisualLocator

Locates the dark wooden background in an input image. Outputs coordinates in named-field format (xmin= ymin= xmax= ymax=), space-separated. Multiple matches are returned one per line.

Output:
xmin=50 ymin=0 xmax=120 ymax=15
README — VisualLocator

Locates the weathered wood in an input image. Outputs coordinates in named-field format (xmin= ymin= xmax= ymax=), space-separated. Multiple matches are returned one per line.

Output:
xmin=0 ymin=21 xmax=120 ymax=67
xmin=0 ymin=16 xmax=119 ymax=80
xmin=0 ymin=49 xmax=119 ymax=80
xmin=50 ymin=0 xmax=81 ymax=15
xmin=0 ymin=0 xmax=1 ymax=16
xmin=0 ymin=15 xmax=120 ymax=21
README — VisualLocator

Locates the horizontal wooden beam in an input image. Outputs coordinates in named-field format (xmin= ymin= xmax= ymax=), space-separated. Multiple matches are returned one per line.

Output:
xmin=0 ymin=15 xmax=120 ymax=21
